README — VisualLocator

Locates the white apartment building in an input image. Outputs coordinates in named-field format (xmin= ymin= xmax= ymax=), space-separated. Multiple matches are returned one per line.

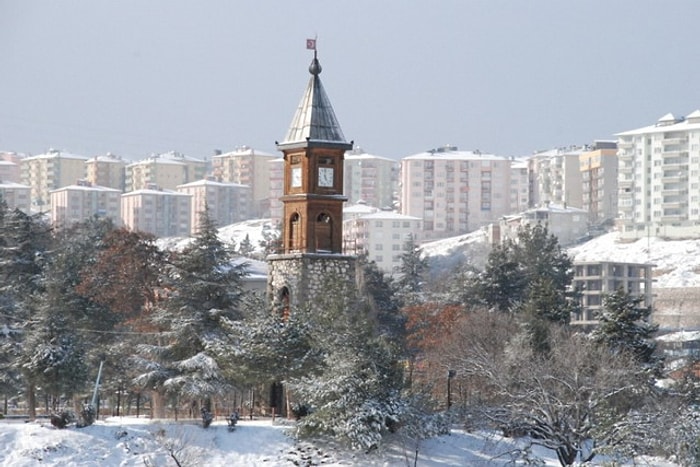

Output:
xmin=343 ymin=209 xmax=422 ymax=274
xmin=497 ymin=203 xmax=588 ymax=248
xmin=177 ymin=179 xmax=251 ymax=234
xmin=268 ymin=158 xmax=284 ymax=225
xmin=344 ymin=147 xmax=399 ymax=209
xmin=50 ymin=181 xmax=122 ymax=229
xmin=528 ymin=146 xmax=585 ymax=210
xmin=20 ymin=149 xmax=89 ymax=212
xmin=0 ymin=181 xmax=31 ymax=213
xmin=510 ymin=158 xmax=530 ymax=214
xmin=211 ymin=146 xmax=277 ymax=218
xmin=85 ymin=153 xmax=127 ymax=191
xmin=617 ymin=111 xmax=700 ymax=241
xmin=121 ymin=188 xmax=192 ymax=238
xmin=0 ymin=152 xmax=23 ymax=183
xmin=400 ymin=145 xmax=512 ymax=241
xmin=125 ymin=151 xmax=207 ymax=193
xmin=580 ymin=141 xmax=618 ymax=227
xmin=343 ymin=201 xmax=378 ymax=221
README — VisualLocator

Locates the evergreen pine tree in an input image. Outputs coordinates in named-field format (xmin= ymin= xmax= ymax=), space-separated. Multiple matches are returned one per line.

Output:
xmin=21 ymin=217 xmax=116 ymax=414
xmin=470 ymin=223 xmax=578 ymax=352
xmin=133 ymin=209 xmax=247 ymax=409
xmin=0 ymin=207 xmax=52 ymax=418
xmin=394 ymin=234 xmax=428 ymax=306
xmin=288 ymin=276 xmax=408 ymax=450
xmin=471 ymin=240 xmax=526 ymax=312
xmin=359 ymin=255 xmax=405 ymax=342
xmin=592 ymin=287 xmax=658 ymax=365
xmin=237 ymin=233 xmax=255 ymax=258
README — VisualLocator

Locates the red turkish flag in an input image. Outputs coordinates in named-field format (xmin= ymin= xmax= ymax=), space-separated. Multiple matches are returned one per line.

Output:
xmin=306 ymin=39 xmax=316 ymax=50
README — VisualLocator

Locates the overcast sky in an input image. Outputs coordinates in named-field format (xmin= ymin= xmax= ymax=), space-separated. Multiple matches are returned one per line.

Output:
xmin=2 ymin=1 xmax=700 ymax=161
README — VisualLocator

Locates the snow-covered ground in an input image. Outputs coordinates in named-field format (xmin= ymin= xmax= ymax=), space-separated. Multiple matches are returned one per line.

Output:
xmin=0 ymin=416 xmax=674 ymax=466
xmin=421 ymin=228 xmax=700 ymax=289
xmin=567 ymin=232 xmax=700 ymax=288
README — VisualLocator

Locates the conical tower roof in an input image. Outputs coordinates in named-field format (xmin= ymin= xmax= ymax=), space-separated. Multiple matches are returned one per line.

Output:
xmin=278 ymin=54 xmax=352 ymax=150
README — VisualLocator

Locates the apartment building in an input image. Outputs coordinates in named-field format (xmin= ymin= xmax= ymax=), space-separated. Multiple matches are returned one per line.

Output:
xmin=0 ymin=152 xmax=23 ymax=183
xmin=50 ymin=181 xmax=122 ymax=229
xmin=343 ymin=210 xmax=422 ymax=274
xmin=0 ymin=181 xmax=31 ymax=213
xmin=497 ymin=203 xmax=588 ymax=247
xmin=121 ymin=187 xmax=192 ymax=238
xmin=400 ymin=145 xmax=512 ymax=241
xmin=20 ymin=149 xmax=89 ymax=212
xmin=344 ymin=147 xmax=399 ymax=209
xmin=617 ymin=110 xmax=700 ymax=241
xmin=579 ymin=141 xmax=618 ymax=228
xmin=528 ymin=146 xmax=584 ymax=210
xmin=125 ymin=151 xmax=207 ymax=192
xmin=267 ymin=158 xmax=284 ymax=225
xmin=510 ymin=158 xmax=530 ymax=214
xmin=571 ymin=261 xmax=653 ymax=326
xmin=177 ymin=179 xmax=251 ymax=234
xmin=85 ymin=153 xmax=127 ymax=191
xmin=211 ymin=146 xmax=277 ymax=218
xmin=343 ymin=201 xmax=378 ymax=221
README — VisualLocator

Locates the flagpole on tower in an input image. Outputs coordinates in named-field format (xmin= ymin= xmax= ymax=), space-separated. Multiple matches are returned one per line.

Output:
xmin=306 ymin=36 xmax=317 ymax=59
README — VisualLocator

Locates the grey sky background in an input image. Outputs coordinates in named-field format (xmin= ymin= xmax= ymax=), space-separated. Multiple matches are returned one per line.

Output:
xmin=1 ymin=1 xmax=699 ymax=161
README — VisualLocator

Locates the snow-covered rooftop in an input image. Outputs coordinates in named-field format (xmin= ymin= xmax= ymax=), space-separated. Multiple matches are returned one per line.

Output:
xmin=0 ymin=181 xmax=29 ymax=188
xmin=25 ymin=149 xmax=89 ymax=161
xmin=403 ymin=147 xmax=507 ymax=161
xmin=177 ymin=179 xmax=248 ymax=189
xmin=359 ymin=210 xmax=421 ymax=221
xmin=214 ymin=145 xmax=276 ymax=158
xmin=50 ymin=184 xmax=122 ymax=194
xmin=617 ymin=110 xmax=700 ymax=136
xmin=122 ymin=188 xmax=190 ymax=196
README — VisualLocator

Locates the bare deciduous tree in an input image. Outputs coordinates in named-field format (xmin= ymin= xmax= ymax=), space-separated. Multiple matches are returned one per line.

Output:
xmin=438 ymin=313 xmax=650 ymax=466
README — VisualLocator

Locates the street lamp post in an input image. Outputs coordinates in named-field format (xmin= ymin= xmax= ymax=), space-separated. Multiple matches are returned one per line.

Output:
xmin=447 ymin=370 xmax=456 ymax=409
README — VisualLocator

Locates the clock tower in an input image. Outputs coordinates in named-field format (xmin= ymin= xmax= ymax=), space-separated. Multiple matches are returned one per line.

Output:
xmin=267 ymin=49 xmax=357 ymax=313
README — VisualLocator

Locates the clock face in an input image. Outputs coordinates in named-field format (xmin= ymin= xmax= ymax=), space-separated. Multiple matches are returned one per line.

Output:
xmin=318 ymin=167 xmax=334 ymax=187
xmin=291 ymin=167 xmax=302 ymax=187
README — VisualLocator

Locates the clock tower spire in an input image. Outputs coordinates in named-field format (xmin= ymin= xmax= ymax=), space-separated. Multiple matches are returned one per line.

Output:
xmin=267 ymin=43 xmax=356 ymax=314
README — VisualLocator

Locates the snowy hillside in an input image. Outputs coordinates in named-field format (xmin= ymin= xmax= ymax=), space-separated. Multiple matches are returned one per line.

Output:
xmin=567 ymin=232 xmax=700 ymax=288
xmin=159 ymin=219 xmax=700 ymax=289
xmin=420 ymin=229 xmax=700 ymax=289
xmin=157 ymin=218 xmax=276 ymax=254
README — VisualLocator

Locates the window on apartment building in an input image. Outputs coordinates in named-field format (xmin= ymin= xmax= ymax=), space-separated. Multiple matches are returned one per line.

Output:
xmin=375 ymin=244 xmax=383 ymax=251
xmin=587 ymin=296 xmax=601 ymax=306
xmin=403 ymin=221 xmax=410 ymax=228
xmin=375 ymin=221 xmax=383 ymax=227
xmin=392 ymin=244 xmax=400 ymax=251
xmin=392 ymin=233 xmax=400 ymax=239
xmin=392 ymin=221 xmax=400 ymax=228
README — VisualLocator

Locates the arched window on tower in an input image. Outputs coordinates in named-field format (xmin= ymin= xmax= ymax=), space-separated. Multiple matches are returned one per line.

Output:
xmin=289 ymin=213 xmax=301 ymax=252
xmin=315 ymin=212 xmax=332 ymax=252
xmin=279 ymin=286 xmax=290 ymax=321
